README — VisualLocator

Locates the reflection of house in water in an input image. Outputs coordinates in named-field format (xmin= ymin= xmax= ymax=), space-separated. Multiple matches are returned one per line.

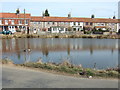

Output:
xmin=41 ymin=39 xmax=49 ymax=57
xmin=15 ymin=39 xmax=21 ymax=60
xmin=2 ymin=39 xmax=118 ymax=57
xmin=67 ymin=40 xmax=70 ymax=55
xmin=90 ymin=46 xmax=93 ymax=55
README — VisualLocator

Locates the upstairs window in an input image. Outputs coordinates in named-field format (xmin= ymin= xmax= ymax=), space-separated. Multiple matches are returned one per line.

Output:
xmin=34 ymin=22 xmax=36 ymax=24
xmin=78 ymin=22 xmax=80 ymax=25
xmin=25 ymin=20 xmax=28 ymax=24
xmin=5 ymin=20 xmax=8 ymax=25
xmin=11 ymin=20 xmax=14 ymax=25
xmin=52 ymin=22 xmax=55 ymax=25
xmin=48 ymin=22 xmax=50 ymax=25
xmin=74 ymin=22 xmax=76 ymax=25
xmin=90 ymin=22 xmax=93 ymax=26
xmin=101 ymin=23 xmax=104 ymax=26
xmin=18 ymin=20 xmax=22 ymax=24
xmin=86 ymin=22 xmax=88 ymax=25
xmin=0 ymin=20 xmax=1 ymax=25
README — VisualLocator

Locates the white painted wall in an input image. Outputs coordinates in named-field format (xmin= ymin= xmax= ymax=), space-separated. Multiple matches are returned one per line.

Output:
xmin=8 ymin=26 xmax=16 ymax=33
xmin=117 ymin=23 xmax=120 ymax=32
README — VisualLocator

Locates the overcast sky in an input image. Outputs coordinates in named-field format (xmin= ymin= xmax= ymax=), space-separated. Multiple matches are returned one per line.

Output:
xmin=0 ymin=1 xmax=119 ymax=18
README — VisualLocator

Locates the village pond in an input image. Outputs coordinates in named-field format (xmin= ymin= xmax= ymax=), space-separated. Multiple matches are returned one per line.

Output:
xmin=1 ymin=38 xmax=119 ymax=69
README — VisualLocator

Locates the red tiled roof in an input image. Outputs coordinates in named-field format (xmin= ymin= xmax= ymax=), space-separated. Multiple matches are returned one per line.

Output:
xmin=0 ymin=13 xmax=119 ymax=23
xmin=31 ymin=16 xmax=119 ymax=23
xmin=0 ymin=13 xmax=31 ymax=18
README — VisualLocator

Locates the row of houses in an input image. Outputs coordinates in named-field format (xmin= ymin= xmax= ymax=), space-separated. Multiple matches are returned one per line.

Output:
xmin=0 ymin=11 xmax=120 ymax=34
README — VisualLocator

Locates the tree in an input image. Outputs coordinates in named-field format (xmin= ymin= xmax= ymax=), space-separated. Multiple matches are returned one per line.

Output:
xmin=16 ymin=8 xmax=20 ymax=15
xmin=67 ymin=27 xmax=72 ymax=31
xmin=91 ymin=14 xmax=95 ymax=18
xmin=44 ymin=9 xmax=50 ymax=17
xmin=113 ymin=16 xmax=116 ymax=19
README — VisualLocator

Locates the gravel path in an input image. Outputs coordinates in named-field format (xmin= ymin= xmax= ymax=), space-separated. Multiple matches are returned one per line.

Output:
xmin=2 ymin=65 xmax=118 ymax=88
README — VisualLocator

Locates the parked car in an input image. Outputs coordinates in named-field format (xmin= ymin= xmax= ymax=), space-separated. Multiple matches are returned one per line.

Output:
xmin=2 ymin=30 xmax=12 ymax=35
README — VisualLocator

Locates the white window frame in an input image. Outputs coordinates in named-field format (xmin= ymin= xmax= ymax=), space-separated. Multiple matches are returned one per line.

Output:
xmin=25 ymin=20 xmax=28 ymax=25
xmin=5 ymin=20 xmax=8 ymax=25
xmin=0 ymin=20 xmax=2 ymax=25
xmin=11 ymin=20 xmax=14 ymax=25
xmin=18 ymin=20 xmax=22 ymax=25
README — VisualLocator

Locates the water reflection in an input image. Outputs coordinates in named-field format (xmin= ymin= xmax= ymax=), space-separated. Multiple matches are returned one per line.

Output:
xmin=1 ymin=38 xmax=119 ymax=69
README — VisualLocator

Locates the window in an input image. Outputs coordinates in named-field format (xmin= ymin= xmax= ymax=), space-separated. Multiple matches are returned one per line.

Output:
xmin=11 ymin=20 xmax=14 ymax=25
xmin=34 ymin=22 xmax=36 ymax=24
xmin=112 ymin=23 xmax=115 ymax=25
xmin=48 ymin=22 xmax=50 ymax=24
xmin=65 ymin=22 xmax=68 ymax=25
xmin=61 ymin=22 xmax=64 ymax=24
xmin=52 ymin=22 xmax=55 ymax=25
xmin=101 ymin=23 xmax=104 ymax=26
xmin=74 ymin=22 xmax=76 ymax=25
xmin=5 ymin=20 xmax=8 ymax=25
xmin=0 ymin=20 xmax=1 ymax=25
xmin=48 ymin=28 xmax=51 ymax=31
xmin=90 ymin=22 xmax=93 ymax=26
xmin=73 ymin=28 xmax=76 ymax=31
xmin=25 ymin=20 xmax=28 ymax=24
xmin=78 ymin=22 xmax=80 ymax=25
xmin=18 ymin=20 xmax=22 ymax=24
xmin=86 ymin=22 xmax=88 ymax=25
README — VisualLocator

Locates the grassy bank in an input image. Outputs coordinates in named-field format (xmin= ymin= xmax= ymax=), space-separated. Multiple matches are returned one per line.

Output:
xmin=1 ymin=34 xmax=120 ymax=39
xmin=1 ymin=59 xmax=120 ymax=79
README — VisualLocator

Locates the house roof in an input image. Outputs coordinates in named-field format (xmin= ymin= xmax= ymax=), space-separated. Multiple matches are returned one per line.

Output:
xmin=0 ymin=13 xmax=31 ymax=19
xmin=0 ymin=12 xmax=119 ymax=23
xmin=31 ymin=16 xmax=119 ymax=23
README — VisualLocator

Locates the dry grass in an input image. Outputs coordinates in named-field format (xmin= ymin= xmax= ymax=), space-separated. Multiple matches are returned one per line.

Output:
xmin=1 ymin=59 xmax=120 ymax=79
xmin=1 ymin=34 xmax=120 ymax=39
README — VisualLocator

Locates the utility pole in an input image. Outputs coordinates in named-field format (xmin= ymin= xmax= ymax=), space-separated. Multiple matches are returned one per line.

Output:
xmin=2 ymin=17 xmax=4 ymax=31
xmin=24 ymin=9 xmax=26 ymax=34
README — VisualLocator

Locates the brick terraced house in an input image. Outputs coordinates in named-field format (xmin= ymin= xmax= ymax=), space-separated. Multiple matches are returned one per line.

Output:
xmin=30 ymin=14 xmax=120 ymax=34
xmin=0 ymin=11 xmax=120 ymax=34
xmin=0 ymin=12 xmax=31 ymax=33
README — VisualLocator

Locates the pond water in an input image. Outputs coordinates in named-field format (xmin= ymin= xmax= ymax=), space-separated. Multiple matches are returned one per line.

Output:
xmin=1 ymin=38 xmax=119 ymax=69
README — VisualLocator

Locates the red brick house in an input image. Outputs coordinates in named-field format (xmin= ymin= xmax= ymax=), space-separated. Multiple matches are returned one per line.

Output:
xmin=0 ymin=12 xmax=31 ymax=33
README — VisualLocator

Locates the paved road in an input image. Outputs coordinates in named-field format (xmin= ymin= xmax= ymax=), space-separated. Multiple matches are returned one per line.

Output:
xmin=2 ymin=65 xmax=118 ymax=88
